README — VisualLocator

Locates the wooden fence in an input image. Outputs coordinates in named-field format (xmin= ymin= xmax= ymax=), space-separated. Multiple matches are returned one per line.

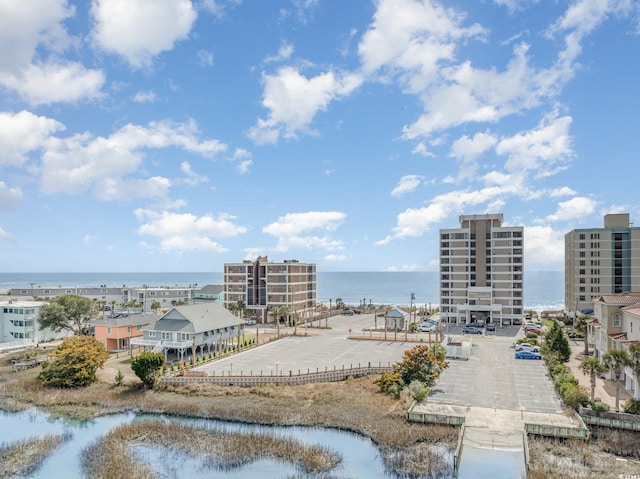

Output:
xmin=161 ymin=363 xmax=393 ymax=387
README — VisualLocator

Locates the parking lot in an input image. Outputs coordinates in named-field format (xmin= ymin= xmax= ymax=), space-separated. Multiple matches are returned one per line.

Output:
xmin=429 ymin=335 xmax=564 ymax=414
xmin=193 ymin=312 xmax=420 ymax=376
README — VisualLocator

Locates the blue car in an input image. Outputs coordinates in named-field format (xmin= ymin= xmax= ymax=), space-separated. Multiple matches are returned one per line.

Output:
xmin=515 ymin=350 xmax=542 ymax=360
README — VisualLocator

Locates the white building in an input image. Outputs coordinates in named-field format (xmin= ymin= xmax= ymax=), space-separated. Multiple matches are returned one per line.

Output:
xmin=0 ymin=299 xmax=71 ymax=346
xmin=6 ymin=284 xmax=198 ymax=313
xmin=439 ymin=213 xmax=524 ymax=325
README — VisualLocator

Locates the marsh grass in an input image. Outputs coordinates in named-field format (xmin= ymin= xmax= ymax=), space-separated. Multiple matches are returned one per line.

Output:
xmin=83 ymin=420 xmax=342 ymax=478
xmin=527 ymin=434 xmax=640 ymax=479
xmin=0 ymin=431 xmax=71 ymax=477
xmin=0 ymin=360 xmax=456 ymax=476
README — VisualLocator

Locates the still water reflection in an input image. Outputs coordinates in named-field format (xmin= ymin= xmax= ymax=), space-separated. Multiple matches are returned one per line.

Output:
xmin=0 ymin=408 xmax=453 ymax=478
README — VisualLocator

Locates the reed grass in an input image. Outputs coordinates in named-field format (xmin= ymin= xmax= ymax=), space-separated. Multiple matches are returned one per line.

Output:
xmin=82 ymin=420 xmax=342 ymax=478
xmin=0 ymin=361 xmax=456 ymax=476
xmin=0 ymin=432 xmax=71 ymax=477
xmin=527 ymin=435 xmax=640 ymax=478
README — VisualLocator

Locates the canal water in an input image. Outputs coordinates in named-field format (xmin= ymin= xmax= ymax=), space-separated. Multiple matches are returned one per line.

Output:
xmin=0 ymin=408 xmax=454 ymax=478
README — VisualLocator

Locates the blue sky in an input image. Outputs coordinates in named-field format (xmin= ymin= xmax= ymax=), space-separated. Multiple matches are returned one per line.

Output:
xmin=0 ymin=0 xmax=639 ymax=273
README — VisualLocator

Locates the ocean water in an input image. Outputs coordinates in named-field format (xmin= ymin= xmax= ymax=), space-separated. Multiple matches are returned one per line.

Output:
xmin=0 ymin=270 xmax=564 ymax=311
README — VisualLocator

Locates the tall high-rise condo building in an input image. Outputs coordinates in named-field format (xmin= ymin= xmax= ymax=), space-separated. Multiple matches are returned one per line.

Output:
xmin=565 ymin=213 xmax=640 ymax=315
xmin=224 ymin=256 xmax=316 ymax=324
xmin=439 ymin=214 xmax=524 ymax=325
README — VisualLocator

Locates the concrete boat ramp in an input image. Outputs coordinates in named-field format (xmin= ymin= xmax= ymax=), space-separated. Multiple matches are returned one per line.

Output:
xmin=408 ymin=402 xmax=588 ymax=478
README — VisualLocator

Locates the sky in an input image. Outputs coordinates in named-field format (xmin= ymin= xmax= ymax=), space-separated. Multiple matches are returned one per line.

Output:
xmin=0 ymin=0 xmax=639 ymax=274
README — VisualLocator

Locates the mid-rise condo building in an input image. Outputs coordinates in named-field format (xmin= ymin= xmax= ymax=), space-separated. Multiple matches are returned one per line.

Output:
xmin=439 ymin=213 xmax=524 ymax=325
xmin=565 ymin=213 xmax=640 ymax=314
xmin=224 ymin=256 xmax=316 ymax=323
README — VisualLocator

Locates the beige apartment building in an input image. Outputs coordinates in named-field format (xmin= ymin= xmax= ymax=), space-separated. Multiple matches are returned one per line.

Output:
xmin=565 ymin=213 xmax=640 ymax=315
xmin=224 ymin=256 xmax=316 ymax=323
xmin=439 ymin=214 xmax=524 ymax=325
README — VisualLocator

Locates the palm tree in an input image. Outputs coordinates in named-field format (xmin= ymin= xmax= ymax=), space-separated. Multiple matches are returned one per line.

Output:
xmin=235 ymin=300 xmax=245 ymax=318
xmin=602 ymin=349 xmax=631 ymax=412
xmin=151 ymin=301 xmax=161 ymax=315
xmin=579 ymin=358 xmax=606 ymax=403
xmin=574 ymin=315 xmax=590 ymax=356
xmin=628 ymin=344 xmax=640 ymax=400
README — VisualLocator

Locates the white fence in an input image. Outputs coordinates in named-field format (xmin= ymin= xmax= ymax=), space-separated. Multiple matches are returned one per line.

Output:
xmin=161 ymin=363 xmax=393 ymax=387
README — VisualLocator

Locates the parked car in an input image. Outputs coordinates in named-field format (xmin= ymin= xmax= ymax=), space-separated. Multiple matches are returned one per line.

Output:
xmin=515 ymin=350 xmax=542 ymax=360
xmin=485 ymin=323 xmax=496 ymax=332
xmin=418 ymin=323 xmax=436 ymax=332
xmin=523 ymin=324 xmax=542 ymax=334
xmin=462 ymin=326 xmax=483 ymax=335
xmin=515 ymin=343 xmax=540 ymax=353
xmin=342 ymin=310 xmax=355 ymax=316
xmin=243 ymin=317 xmax=256 ymax=325
xmin=467 ymin=321 xmax=485 ymax=328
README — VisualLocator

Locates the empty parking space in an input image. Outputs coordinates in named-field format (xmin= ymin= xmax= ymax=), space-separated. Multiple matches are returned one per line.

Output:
xmin=429 ymin=337 xmax=563 ymax=414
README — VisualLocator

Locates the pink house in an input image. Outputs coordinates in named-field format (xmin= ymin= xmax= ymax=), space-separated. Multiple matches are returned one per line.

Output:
xmin=89 ymin=313 xmax=154 ymax=352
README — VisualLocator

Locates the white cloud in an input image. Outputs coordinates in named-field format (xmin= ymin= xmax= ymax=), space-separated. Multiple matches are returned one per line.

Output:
xmin=0 ymin=227 xmax=15 ymax=243
xmin=263 ymin=211 xmax=346 ymax=236
xmin=264 ymin=42 xmax=294 ymax=63
xmin=136 ymin=209 xmax=247 ymax=254
xmin=197 ymin=49 xmax=214 ymax=67
xmin=93 ymin=176 xmax=171 ymax=201
xmin=247 ymin=67 xmax=363 ymax=143
xmin=0 ymin=1 xmax=105 ymax=105
xmin=0 ymin=111 xmax=65 ymax=167
xmin=546 ymin=196 xmax=597 ymax=222
xmin=549 ymin=186 xmax=576 ymax=197
xmin=497 ymin=111 xmax=573 ymax=176
xmin=0 ymin=182 xmax=23 ymax=211
xmin=391 ymin=175 xmax=423 ymax=197
xmin=524 ymin=224 xmax=565 ymax=268
xmin=132 ymin=90 xmax=158 ymax=103
xmin=358 ymin=0 xmax=487 ymax=92
xmin=263 ymin=211 xmax=347 ymax=253
xmin=177 ymin=161 xmax=209 ymax=186
xmin=39 ymin=119 xmax=226 ymax=198
xmin=450 ymin=131 xmax=498 ymax=179
xmin=91 ymin=0 xmax=197 ymax=68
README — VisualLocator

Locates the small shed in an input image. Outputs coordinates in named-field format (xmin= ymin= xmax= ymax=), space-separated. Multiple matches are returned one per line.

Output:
xmin=383 ymin=307 xmax=407 ymax=330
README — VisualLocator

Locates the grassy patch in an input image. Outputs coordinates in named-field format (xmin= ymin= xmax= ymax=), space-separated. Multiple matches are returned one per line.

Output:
xmin=0 ymin=432 xmax=71 ymax=477
xmin=82 ymin=420 xmax=342 ymax=478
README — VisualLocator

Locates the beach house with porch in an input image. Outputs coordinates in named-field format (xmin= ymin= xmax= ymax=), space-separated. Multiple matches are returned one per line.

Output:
xmin=89 ymin=313 xmax=153 ymax=352
xmin=130 ymin=303 xmax=245 ymax=362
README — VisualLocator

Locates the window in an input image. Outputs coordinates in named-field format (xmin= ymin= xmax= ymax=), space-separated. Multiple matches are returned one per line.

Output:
xmin=180 ymin=333 xmax=190 ymax=341
xmin=148 ymin=331 xmax=156 ymax=337
xmin=612 ymin=314 xmax=621 ymax=327
xmin=107 ymin=327 xmax=112 ymax=334
xmin=579 ymin=233 xmax=585 ymax=240
xmin=127 ymin=326 xmax=131 ymax=333
xmin=161 ymin=332 xmax=171 ymax=340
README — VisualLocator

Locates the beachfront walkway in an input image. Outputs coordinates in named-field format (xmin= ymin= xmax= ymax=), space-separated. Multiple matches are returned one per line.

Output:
xmin=565 ymin=341 xmax=632 ymax=411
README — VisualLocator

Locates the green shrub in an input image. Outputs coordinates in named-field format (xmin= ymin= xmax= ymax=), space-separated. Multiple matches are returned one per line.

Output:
xmin=623 ymin=398 xmax=640 ymax=415
xmin=114 ymin=369 xmax=124 ymax=386
xmin=38 ymin=336 xmax=109 ymax=388
xmin=407 ymin=380 xmax=430 ymax=402
xmin=131 ymin=352 xmax=165 ymax=386
xmin=590 ymin=398 xmax=610 ymax=415
xmin=560 ymin=383 xmax=590 ymax=410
